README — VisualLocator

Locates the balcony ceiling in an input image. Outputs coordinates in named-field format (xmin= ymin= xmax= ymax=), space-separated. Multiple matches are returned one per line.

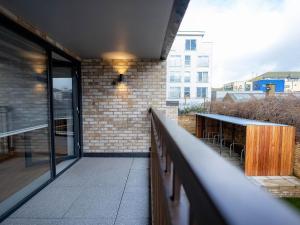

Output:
xmin=0 ymin=0 xmax=186 ymax=59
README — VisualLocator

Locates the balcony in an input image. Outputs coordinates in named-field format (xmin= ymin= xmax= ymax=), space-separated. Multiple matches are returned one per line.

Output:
xmin=0 ymin=1 xmax=300 ymax=225
xmin=2 ymin=157 xmax=149 ymax=225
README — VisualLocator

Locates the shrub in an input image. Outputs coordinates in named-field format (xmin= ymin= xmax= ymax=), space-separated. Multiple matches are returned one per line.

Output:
xmin=178 ymin=104 xmax=207 ymax=115
xmin=210 ymin=96 xmax=300 ymax=139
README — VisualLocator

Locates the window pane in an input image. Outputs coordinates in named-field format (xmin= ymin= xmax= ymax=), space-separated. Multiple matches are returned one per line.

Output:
xmin=170 ymin=71 xmax=181 ymax=82
xmin=0 ymin=25 xmax=50 ymax=215
xmin=184 ymin=76 xmax=191 ymax=83
xmin=197 ymin=87 xmax=207 ymax=98
xmin=191 ymin=40 xmax=196 ymax=50
xmin=184 ymin=71 xmax=191 ymax=82
xmin=203 ymin=72 xmax=208 ymax=82
xmin=184 ymin=87 xmax=190 ymax=97
xmin=169 ymin=87 xmax=181 ymax=99
xmin=185 ymin=39 xmax=196 ymax=51
xmin=198 ymin=72 xmax=202 ymax=82
xmin=53 ymin=66 xmax=75 ymax=168
xmin=185 ymin=40 xmax=190 ymax=50
xmin=197 ymin=56 xmax=209 ymax=67
xmin=202 ymin=87 xmax=207 ymax=97
xmin=184 ymin=55 xmax=191 ymax=66
xmin=198 ymin=72 xmax=208 ymax=83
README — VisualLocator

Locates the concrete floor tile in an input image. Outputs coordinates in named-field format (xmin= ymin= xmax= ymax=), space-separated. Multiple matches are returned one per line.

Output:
xmin=63 ymin=187 xmax=123 ymax=219
xmin=1 ymin=218 xmax=61 ymax=225
xmin=131 ymin=158 xmax=149 ymax=170
xmin=86 ymin=172 xmax=129 ymax=187
xmin=126 ymin=170 xmax=149 ymax=187
xmin=11 ymin=187 xmax=83 ymax=219
xmin=114 ymin=217 xmax=149 ymax=225
xmin=117 ymin=191 xmax=149 ymax=219
xmin=124 ymin=186 xmax=149 ymax=196
xmin=59 ymin=218 xmax=113 ymax=225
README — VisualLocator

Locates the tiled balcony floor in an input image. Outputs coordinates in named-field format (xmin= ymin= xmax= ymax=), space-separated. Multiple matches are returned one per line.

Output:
xmin=1 ymin=157 xmax=150 ymax=225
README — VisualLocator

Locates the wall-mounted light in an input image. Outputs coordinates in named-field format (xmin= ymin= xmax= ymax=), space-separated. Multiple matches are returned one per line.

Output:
xmin=112 ymin=74 xmax=124 ymax=85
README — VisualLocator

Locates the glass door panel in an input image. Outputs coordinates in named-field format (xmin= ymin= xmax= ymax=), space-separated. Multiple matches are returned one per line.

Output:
xmin=0 ymin=24 xmax=51 ymax=217
xmin=52 ymin=56 xmax=78 ymax=172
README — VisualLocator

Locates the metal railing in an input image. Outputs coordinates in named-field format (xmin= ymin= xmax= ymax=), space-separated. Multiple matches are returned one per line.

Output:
xmin=150 ymin=108 xmax=300 ymax=225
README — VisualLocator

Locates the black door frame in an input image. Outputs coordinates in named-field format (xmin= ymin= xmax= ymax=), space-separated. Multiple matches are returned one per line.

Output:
xmin=0 ymin=13 xmax=83 ymax=221
xmin=51 ymin=58 xmax=81 ymax=173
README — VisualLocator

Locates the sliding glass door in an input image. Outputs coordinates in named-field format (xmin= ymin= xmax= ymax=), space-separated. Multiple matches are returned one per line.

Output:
xmin=0 ymin=22 xmax=81 ymax=220
xmin=52 ymin=54 xmax=80 ymax=173
xmin=0 ymin=24 xmax=51 ymax=216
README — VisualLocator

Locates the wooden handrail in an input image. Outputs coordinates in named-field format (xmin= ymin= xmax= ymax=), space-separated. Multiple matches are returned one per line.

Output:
xmin=150 ymin=108 xmax=300 ymax=225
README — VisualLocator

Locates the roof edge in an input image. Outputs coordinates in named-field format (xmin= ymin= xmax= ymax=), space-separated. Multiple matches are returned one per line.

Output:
xmin=0 ymin=5 xmax=81 ymax=62
xmin=160 ymin=0 xmax=190 ymax=60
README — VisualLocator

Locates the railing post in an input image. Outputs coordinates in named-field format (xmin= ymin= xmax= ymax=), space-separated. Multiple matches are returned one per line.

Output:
xmin=189 ymin=208 xmax=197 ymax=225
xmin=165 ymin=152 xmax=171 ymax=173
xmin=171 ymin=168 xmax=181 ymax=202
xmin=160 ymin=130 xmax=165 ymax=158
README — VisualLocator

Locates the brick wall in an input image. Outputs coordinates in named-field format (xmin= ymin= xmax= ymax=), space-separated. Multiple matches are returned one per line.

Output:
xmin=81 ymin=59 xmax=166 ymax=153
xmin=178 ymin=115 xmax=196 ymax=134
xmin=294 ymin=140 xmax=300 ymax=178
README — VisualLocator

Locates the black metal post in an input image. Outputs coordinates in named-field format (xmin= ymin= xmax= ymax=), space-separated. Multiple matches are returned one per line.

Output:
xmin=47 ymin=50 xmax=56 ymax=178
xmin=219 ymin=121 xmax=223 ymax=154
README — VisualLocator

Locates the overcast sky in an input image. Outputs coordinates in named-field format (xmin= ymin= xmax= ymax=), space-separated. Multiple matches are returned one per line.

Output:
xmin=179 ymin=0 xmax=300 ymax=87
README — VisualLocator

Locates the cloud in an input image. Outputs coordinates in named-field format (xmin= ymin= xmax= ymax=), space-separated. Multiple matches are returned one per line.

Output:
xmin=179 ymin=0 xmax=300 ymax=87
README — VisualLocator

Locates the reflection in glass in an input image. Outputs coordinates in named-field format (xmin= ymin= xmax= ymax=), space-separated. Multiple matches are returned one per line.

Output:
xmin=0 ymin=25 xmax=50 ymax=215
xmin=52 ymin=66 xmax=75 ymax=167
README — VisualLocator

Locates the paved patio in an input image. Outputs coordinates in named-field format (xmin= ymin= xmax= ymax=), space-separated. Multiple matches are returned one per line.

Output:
xmin=247 ymin=176 xmax=300 ymax=197
xmin=1 ymin=157 xmax=150 ymax=225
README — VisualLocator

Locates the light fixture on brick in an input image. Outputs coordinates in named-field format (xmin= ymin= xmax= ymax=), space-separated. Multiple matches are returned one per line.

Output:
xmin=112 ymin=74 xmax=124 ymax=85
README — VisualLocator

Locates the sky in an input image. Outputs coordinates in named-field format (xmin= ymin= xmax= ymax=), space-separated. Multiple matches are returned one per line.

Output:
xmin=179 ymin=0 xmax=300 ymax=87
xmin=53 ymin=78 xmax=72 ymax=90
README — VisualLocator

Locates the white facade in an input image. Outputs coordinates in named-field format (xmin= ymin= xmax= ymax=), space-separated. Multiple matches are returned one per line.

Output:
xmin=166 ymin=31 xmax=212 ymax=108
xmin=284 ymin=79 xmax=300 ymax=92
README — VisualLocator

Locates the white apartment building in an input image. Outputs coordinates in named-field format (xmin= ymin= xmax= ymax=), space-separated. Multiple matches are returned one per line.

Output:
xmin=166 ymin=31 xmax=212 ymax=108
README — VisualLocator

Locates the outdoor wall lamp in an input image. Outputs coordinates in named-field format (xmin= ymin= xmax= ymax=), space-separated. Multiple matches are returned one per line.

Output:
xmin=112 ymin=74 xmax=124 ymax=85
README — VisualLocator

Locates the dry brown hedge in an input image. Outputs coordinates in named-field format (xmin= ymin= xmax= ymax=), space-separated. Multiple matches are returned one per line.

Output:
xmin=210 ymin=96 xmax=300 ymax=138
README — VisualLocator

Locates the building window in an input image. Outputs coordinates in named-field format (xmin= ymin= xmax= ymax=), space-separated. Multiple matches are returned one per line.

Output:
xmin=184 ymin=87 xmax=190 ymax=98
xmin=184 ymin=55 xmax=191 ymax=66
xmin=185 ymin=39 xmax=197 ymax=51
xmin=184 ymin=72 xmax=191 ymax=83
xmin=169 ymin=87 xmax=181 ymax=99
xmin=168 ymin=55 xmax=181 ymax=67
xmin=197 ymin=87 xmax=207 ymax=98
xmin=197 ymin=72 xmax=208 ymax=83
xmin=245 ymin=83 xmax=251 ymax=91
xmin=197 ymin=56 xmax=209 ymax=67
xmin=169 ymin=71 xmax=181 ymax=83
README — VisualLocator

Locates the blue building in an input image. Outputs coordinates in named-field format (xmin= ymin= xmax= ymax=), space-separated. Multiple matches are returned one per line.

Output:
xmin=253 ymin=79 xmax=285 ymax=93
